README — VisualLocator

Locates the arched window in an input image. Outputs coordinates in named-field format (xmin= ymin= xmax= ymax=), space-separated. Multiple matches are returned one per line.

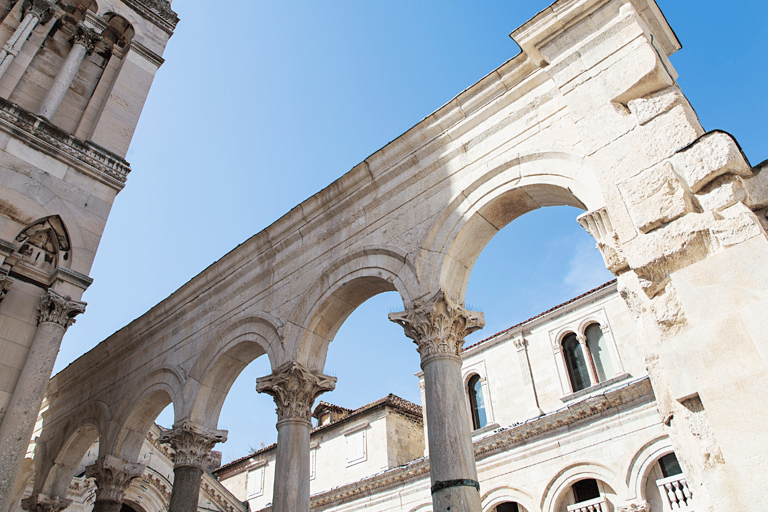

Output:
xmin=468 ymin=374 xmax=487 ymax=430
xmin=495 ymin=502 xmax=520 ymax=512
xmin=572 ymin=478 xmax=601 ymax=504
xmin=585 ymin=323 xmax=615 ymax=382
xmin=562 ymin=333 xmax=590 ymax=392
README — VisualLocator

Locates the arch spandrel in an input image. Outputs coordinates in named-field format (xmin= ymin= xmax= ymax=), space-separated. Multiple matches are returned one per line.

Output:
xmin=286 ymin=245 xmax=420 ymax=370
xmin=183 ymin=311 xmax=283 ymax=429
xmin=417 ymin=150 xmax=605 ymax=302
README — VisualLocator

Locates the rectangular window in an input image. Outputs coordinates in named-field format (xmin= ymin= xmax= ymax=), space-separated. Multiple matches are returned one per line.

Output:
xmin=345 ymin=429 xmax=367 ymax=465
xmin=247 ymin=466 xmax=264 ymax=498
xmin=309 ymin=446 xmax=318 ymax=480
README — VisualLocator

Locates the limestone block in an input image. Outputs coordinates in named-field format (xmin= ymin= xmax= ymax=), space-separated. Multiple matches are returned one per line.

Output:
xmin=669 ymin=131 xmax=752 ymax=193
xmin=695 ymin=175 xmax=747 ymax=212
xmin=628 ymin=87 xmax=685 ymax=126
xmin=620 ymin=161 xmax=694 ymax=234
xmin=741 ymin=161 xmax=768 ymax=209
xmin=711 ymin=203 xmax=765 ymax=249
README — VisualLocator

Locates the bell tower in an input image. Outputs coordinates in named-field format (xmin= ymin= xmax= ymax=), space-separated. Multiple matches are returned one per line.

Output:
xmin=0 ymin=1 xmax=178 ymax=509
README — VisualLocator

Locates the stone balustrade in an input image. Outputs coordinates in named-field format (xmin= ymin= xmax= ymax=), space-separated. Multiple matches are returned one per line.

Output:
xmin=656 ymin=474 xmax=693 ymax=511
xmin=567 ymin=497 xmax=608 ymax=512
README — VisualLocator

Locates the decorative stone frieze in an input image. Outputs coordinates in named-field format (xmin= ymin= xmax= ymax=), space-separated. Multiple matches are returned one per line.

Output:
xmin=37 ymin=289 xmax=86 ymax=329
xmin=122 ymin=0 xmax=179 ymax=34
xmin=85 ymin=456 xmax=144 ymax=504
xmin=140 ymin=474 xmax=170 ymax=503
xmin=616 ymin=501 xmax=650 ymax=512
xmin=256 ymin=361 xmax=336 ymax=422
xmin=158 ymin=422 xmax=227 ymax=470
xmin=22 ymin=0 xmax=56 ymax=24
xmin=388 ymin=290 xmax=484 ymax=360
xmin=0 ymin=97 xmax=131 ymax=187
xmin=20 ymin=494 xmax=72 ymax=512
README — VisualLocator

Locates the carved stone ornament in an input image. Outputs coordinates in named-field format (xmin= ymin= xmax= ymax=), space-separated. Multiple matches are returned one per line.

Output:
xmin=85 ymin=456 xmax=144 ymax=504
xmin=22 ymin=0 xmax=57 ymax=24
xmin=70 ymin=24 xmax=102 ymax=54
xmin=37 ymin=289 xmax=86 ymax=328
xmin=388 ymin=290 xmax=485 ymax=360
xmin=158 ymin=422 xmax=227 ymax=470
xmin=0 ymin=270 xmax=13 ymax=304
xmin=513 ymin=336 xmax=527 ymax=351
xmin=256 ymin=361 xmax=337 ymax=422
xmin=20 ymin=494 xmax=72 ymax=512
xmin=616 ymin=501 xmax=650 ymax=512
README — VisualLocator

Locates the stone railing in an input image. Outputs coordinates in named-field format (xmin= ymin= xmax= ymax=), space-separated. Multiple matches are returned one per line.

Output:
xmin=656 ymin=474 xmax=693 ymax=510
xmin=567 ymin=496 xmax=608 ymax=512
xmin=0 ymin=97 xmax=131 ymax=189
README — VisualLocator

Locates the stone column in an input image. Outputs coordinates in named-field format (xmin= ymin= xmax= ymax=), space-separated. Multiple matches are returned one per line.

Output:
xmin=576 ymin=333 xmax=598 ymax=386
xmin=159 ymin=422 xmax=227 ymax=512
xmin=390 ymin=291 xmax=484 ymax=512
xmin=85 ymin=456 xmax=144 ymax=512
xmin=0 ymin=0 xmax=56 ymax=80
xmin=20 ymin=494 xmax=72 ymax=512
xmin=0 ymin=290 xmax=85 ymax=512
xmin=513 ymin=335 xmax=544 ymax=418
xmin=37 ymin=23 xmax=102 ymax=120
xmin=256 ymin=361 xmax=336 ymax=512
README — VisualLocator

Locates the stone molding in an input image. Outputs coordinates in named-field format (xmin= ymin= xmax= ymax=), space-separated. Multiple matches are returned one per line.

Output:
xmin=388 ymin=290 xmax=485 ymax=360
xmin=139 ymin=473 xmax=171 ymax=503
xmin=20 ymin=494 xmax=72 ymax=512
xmin=616 ymin=502 xmax=650 ymax=512
xmin=37 ymin=289 xmax=86 ymax=329
xmin=158 ymin=422 xmax=227 ymax=470
xmin=0 ymin=97 xmax=132 ymax=188
xmin=69 ymin=23 xmax=102 ymax=54
xmin=128 ymin=40 xmax=165 ymax=68
xmin=294 ymin=377 xmax=655 ymax=510
xmin=201 ymin=477 xmax=245 ymax=512
xmin=122 ymin=0 xmax=179 ymax=35
xmin=85 ymin=456 xmax=145 ymax=504
xmin=53 ymin=266 xmax=93 ymax=291
xmin=22 ymin=0 xmax=56 ymax=24
xmin=256 ymin=361 xmax=336 ymax=422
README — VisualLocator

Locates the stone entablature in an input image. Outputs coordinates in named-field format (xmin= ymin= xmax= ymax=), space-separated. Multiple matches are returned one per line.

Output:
xmin=121 ymin=0 xmax=178 ymax=34
xmin=0 ymin=97 xmax=131 ymax=188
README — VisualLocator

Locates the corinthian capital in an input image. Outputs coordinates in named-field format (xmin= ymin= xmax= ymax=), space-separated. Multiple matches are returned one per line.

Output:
xmin=256 ymin=361 xmax=336 ymax=422
xmin=37 ymin=289 xmax=86 ymax=329
xmin=22 ymin=0 xmax=56 ymax=24
xmin=70 ymin=24 xmax=102 ymax=54
xmin=0 ymin=270 xmax=13 ymax=304
xmin=85 ymin=456 xmax=144 ymax=504
xmin=159 ymin=422 xmax=227 ymax=470
xmin=388 ymin=290 xmax=484 ymax=360
xmin=20 ymin=494 xmax=72 ymax=512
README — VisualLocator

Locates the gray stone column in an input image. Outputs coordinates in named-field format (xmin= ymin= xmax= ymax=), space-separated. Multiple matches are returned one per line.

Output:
xmin=85 ymin=456 xmax=144 ymax=512
xmin=513 ymin=335 xmax=544 ymax=418
xmin=159 ymin=422 xmax=227 ymax=512
xmin=390 ymin=291 xmax=484 ymax=512
xmin=0 ymin=290 xmax=85 ymax=512
xmin=0 ymin=0 xmax=56 ymax=80
xmin=256 ymin=361 xmax=336 ymax=512
xmin=37 ymin=23 xmax=101 ymax=120
xmin=20 ymin=493 xmax=72 ymax=512
xmin=576 ymin=333 xmax=598 ymax=386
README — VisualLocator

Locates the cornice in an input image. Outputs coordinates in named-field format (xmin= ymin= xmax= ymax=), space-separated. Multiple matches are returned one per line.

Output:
xmin=129 ymin=40 xmax=165 ymax=68
xmin=121 ymin=0 xmax=179 ymax=35
xmin=0 ymin=98 xmax=131 ymax=190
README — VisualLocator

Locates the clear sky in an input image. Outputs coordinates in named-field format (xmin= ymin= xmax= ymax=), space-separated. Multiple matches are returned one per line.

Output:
xmin=52 ymin=0 xmax=767 ymax=461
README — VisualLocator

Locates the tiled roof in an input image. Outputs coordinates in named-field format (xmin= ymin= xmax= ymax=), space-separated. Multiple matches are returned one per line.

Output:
xmin=463 ymin=280 xmax=617 ymax=352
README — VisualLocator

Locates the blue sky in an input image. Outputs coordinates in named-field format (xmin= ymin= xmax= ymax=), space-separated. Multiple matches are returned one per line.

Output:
xmin=53 ymin=1 xmax=766 ymax=461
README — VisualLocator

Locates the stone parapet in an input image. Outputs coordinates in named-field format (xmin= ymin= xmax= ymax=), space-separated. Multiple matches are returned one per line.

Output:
xmin=0 ymin=97 xmax=131 ymax=189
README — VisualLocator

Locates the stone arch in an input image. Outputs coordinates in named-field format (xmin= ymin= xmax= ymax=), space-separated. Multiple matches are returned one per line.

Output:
xmin=101 ymin=12 xmax=135 ymax=49
xmin=35 ymin=400 xmax=110 ymax=498
xmin=13 ymin=215 xmax=72 ymax=272
xmin=625 ymin=436 xmax=676 ymax=503
xmin=183 ymin=311 xmax=282 ymax=429
xmin=541 ymin=460 xmax=624 ymax=512
xmin=481 ymin=484 xmax=535 ymax=512
xmin=419 ymin=150 xmax=604 ymax=302
xmin=288 ymin=245 xmax=420 ymax=369
xmin=106 ymin=367 xmax=184 ymax=461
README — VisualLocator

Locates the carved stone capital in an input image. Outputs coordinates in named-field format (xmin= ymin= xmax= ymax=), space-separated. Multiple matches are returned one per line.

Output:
xmin=513 ymin=336 xmax=527 ymax=351
xmin=85 ymin=456 xmax=144 ymax=504
xmin=37 ymin=289 xmax=86 ymax=329
xmin=70 ymin=24 xmax=102 ymax=54
xmin=256 ymin=361 xmax=336 ymax=422
xmin=388 ymin=290 xmax=484 ymax=360
xmin=158 ymin=422 xmax=227 ymax=470
xmin=0 ymin=270 xmax=13 ymax=304
xmin=20 ymin=494 xmax=72 ymax=512
xmin=576 ymin=333 xmax=588 ymax=345
xmin=22 ymin=0 xmax=56 ymax=24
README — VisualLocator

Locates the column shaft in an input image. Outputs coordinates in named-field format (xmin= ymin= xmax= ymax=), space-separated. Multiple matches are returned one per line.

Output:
xmin=577 ymin=335 xmax=599 ymax=386
xmin=37 ymin=42 xmax=87 ymax=119
xmin=422 ymin=353 xmax=482 ymax=512
xmin=168 ymin=466 xmax=204 ymax=512
xmin=0 ymin=12 xmax=37 ymax=79
xmin=272 ymin=418 xmax=312 ymax=512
